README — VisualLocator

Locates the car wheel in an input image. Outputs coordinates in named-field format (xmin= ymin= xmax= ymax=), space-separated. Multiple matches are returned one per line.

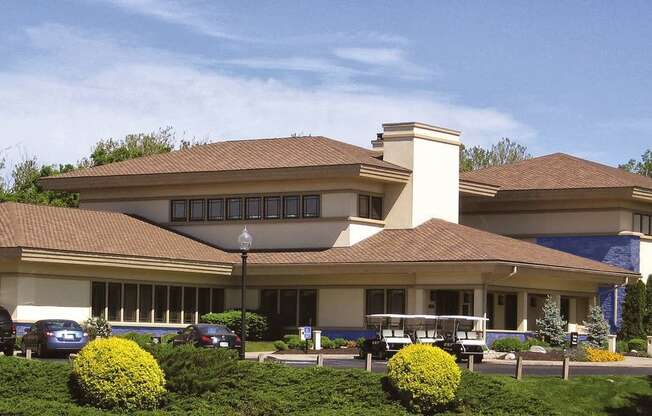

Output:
xmin=37 ymin=342 xmax=47 ymax=358
xmin=3 ymin=346 xmax=13 ymax=357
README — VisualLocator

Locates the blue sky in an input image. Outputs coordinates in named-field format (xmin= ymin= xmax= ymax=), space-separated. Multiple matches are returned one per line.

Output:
xmin=1 ymin=1 xmax=652 ymax=173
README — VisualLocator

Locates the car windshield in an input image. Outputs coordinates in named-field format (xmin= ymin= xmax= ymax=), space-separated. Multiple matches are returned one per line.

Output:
xmin=0 ymin=308 xmax=10 ymax=322
xmin=199 ymin=326 xmax=231 ymax=336
xmin=44 ymin=321 xmax=82 ymax=331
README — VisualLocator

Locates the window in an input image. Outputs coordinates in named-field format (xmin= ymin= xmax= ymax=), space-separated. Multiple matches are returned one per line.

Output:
xmin=189 ymin=199 xmax=205 ymax=221
xmin=371 ymin=196 xmax=383 ymax=220
xmin=298 ymin=289 xmax=317 ymax=326
xmin=386 ymin=289 xmax=406 ymax=314
xmin=171 ymin=200 xmax=187 ymax=222
xmin=461 ymin=291 xmax=473 ymax=316
xmin=91 ymin=282 xmax=106 ymax=318
xmin=245 ymin=197 xmax=262 ymax=219
xmin=123 ymin=284 xmax=138 ymax=322
xmin=169 ymin=286 xmax=182 ymax=323
xmin=260 ymin=289 xmax=278 ymax=315
xmin=634 ymin=214 xmax=641 ymax=233
xmin=154 ymin=286 xmax=167 ymax=323
xmin=358 ymin=195 xmax=370 ymax=218
xmin=183 ymin=287 xmax=196 ymax=324
xmin=107 ymin=283 xmax=122 ymax=321
xmin=283 ymin=196 xmax=300 ymax=218
xmin=207 ymin=199 xmax=225 ymax=221
xmin=302 ymin=195 xmax=320 ymax=218
xmin=211 ymin=288 xmax=225 ymax=313
xmin=139 ymin=285 xmax=152 ymax=322
xmin=198 ymin=288 xmax=211 ymax=317
xmin=264 ymin=197 xmax=281 ymax=219
xmin=279 ymin=289 xmax=298 ymax=326
xmin=365 ymin=289 xmax=385 ymax=315
xmin=227 ymin=198 xmax=242 ymax=220
xmin=633 ymin=213 xmax=652 ymax=236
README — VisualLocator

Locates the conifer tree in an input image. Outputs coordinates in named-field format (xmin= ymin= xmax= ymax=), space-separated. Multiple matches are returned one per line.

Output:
xmin=583 ymin=305 xmax=610 ymax=348
xmin=618 ymin=281 xmax=647 ymax=340
xmin=535 ymin=295 xmax=567 ymax=347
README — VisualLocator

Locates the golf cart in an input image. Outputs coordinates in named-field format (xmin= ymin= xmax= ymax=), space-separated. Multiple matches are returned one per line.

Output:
xmin=433 ymin=315 xmax=488 ymax=362
xmin=360 ymin=314 xmax=413 ymax=359
xmin=410 ymin=314 xmax=444 ymax=345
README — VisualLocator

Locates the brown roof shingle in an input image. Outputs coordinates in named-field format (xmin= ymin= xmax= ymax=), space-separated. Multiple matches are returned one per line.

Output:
xmin=48 ymin=136 xmax=409 ymax=180
xmin=0 ymin=202 xmax=234 ymax=264
xmin=248 ymin=218 xmax=635 ymax=276
xmin=461 ymin=153 xmax=652 ymax=191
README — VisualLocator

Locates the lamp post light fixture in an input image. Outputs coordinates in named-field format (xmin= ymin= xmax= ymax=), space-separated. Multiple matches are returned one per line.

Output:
xmin=237 ymin=226 xmax=252 ymax=360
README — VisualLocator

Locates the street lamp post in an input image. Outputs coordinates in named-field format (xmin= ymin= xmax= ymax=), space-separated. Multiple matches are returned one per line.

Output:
xmin=238 ymin=227 xmax=252 ymax=360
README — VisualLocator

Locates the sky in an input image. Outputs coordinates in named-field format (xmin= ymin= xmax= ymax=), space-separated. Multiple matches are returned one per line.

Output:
xmin=1 ymin=0 xmax=652 ymax=174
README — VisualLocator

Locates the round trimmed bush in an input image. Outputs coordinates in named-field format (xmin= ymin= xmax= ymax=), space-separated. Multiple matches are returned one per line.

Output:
xmin=492 ymin=337 xmax=524 ymax=352
xmin=72 ymin=337 xmax=165 ymax=410
xmin=628 ymin=338 xmax=646 ymax=352
xmin=387 ymin=344 xmax=461 ymax=413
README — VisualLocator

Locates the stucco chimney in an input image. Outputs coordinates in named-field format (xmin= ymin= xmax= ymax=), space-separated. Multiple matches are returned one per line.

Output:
xmin=381 ymin=122 xmax=461 ymax=227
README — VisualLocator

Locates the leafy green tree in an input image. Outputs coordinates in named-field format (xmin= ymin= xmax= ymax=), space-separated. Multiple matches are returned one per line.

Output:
xmin=619 ymin=280 xmax=647 ymax=340
xmin=535 ymin=295 xmax=567 ymax=347
xmin=582 ymin=305 xmax=610 ymax=348
xmin=84 ymin=126 xmax=176 ymax=167
xmin=460 ymin=138 xmax=531 ymax=172
xmin=646 ymin=277 xmax=652 ymax=335
xmin=0 ymin=157 xmax=78 ymax=207
xmin=619 ymin=149 xmax=652 ymax=177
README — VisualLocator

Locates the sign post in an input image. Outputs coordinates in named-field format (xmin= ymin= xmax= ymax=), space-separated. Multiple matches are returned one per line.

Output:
xmin=300 ymin=326 xmax=312 ymax=353
xmin=570 ymin=332 xmax=579 ymax=348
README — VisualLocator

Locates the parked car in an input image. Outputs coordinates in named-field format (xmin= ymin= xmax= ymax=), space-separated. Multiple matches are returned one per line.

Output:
xmin=0 ymin=306 xmax=16 ymax=356
xmin=21 ymin=319 xmax=89 ymax=357
xmin=172 ymin=324 xmax=240 ymax=349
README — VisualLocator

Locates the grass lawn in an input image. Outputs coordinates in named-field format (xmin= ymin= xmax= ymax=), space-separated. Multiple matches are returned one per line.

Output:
xmin=0 ymin=354 xmax=650 ymax=415
xmin=245 ymin=341 xmax=277 ymax=352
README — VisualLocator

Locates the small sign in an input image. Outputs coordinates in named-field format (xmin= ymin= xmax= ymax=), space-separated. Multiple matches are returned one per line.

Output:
xmin=299 ymin=326 xmax=312 ymax=341
xmin=570 ymin=332 xmax=579 ymax=347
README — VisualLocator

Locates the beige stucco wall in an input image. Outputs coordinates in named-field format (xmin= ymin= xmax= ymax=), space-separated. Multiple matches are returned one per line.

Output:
xmin=0 ymin=275 xmax=18 ymax=318
xmin=640 ymin=238 xmax=652 ymax=283
xmin=461 ymin=209 xmax=630 ymax=237
xmin=224 ymin=288 xmax=260 ymax=311
xmin=317 ymin=288 xmax=365 ymax=328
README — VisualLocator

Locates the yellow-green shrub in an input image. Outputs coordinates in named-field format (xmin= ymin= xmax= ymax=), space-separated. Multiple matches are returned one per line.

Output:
xmin=585 ymin=347 xmax=624 ymax=362
xmin=72 ymin=337 xmax=165 ymax=410
xmin=387 ymin=344 xmax=461 ymax=413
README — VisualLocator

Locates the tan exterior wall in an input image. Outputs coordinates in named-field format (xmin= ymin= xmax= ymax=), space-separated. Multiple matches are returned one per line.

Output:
xmin=460 ymin=209 xmax=631 ymax=237
xmin=317 ymin=288 xmax=365 ymax=328
xmin=640 ymin=238 xmax=652 ymax=283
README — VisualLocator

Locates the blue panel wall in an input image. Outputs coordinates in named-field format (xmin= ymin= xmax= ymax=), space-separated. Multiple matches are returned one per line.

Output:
xmin=536 ymin=235 xmax=639 ymax=332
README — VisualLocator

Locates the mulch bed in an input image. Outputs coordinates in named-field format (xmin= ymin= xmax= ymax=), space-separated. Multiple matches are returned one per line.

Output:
xmin=517 ymin=350 xmax=567 ymax=361
xmin=273 ymin=348 xmax=358 ymax=355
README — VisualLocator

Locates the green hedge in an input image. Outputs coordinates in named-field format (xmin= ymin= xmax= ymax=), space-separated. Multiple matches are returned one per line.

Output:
xmin=627 ymin=338 xmax=646 ymax=352
xmin=200 ymin=310 xmax=268 ymax=341
xmin=492 ymin=337 xmax=550 ymax=352
xmin=115 ymin=332 xmax=154 ymax=348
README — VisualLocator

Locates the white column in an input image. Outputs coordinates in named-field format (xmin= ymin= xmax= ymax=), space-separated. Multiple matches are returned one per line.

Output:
xmin=473 ymin=288 xmax=484 ymax=317
xmin=551 ymin=294 xmax=561 ymax=308
xmin=414 ymin=288 xmax=425 ymax=314
xmin=517 ymin=291 xmax=528 ymax=332
xmin=568 ymin=298 xmax=578 ymax=332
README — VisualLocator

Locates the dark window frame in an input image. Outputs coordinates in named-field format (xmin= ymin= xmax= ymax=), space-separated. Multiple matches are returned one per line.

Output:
xmin=245 ymin=197 xmax=262 ymax=220
xmin=370 ymin=196 xmax=383 ymax=220
xmin=302 ymin=195 xmax=321 ymax=218
xmin=358 ymin=195 xmax=370 ymax=218
xmin=264 ymin=196 xmax=282 ymax=219
xmin=283 ymin=195 xmax=300 ymax=219
xmin=189 ymin=199 xmax=206 ymax=222
xmin=207 ymin=198 xmax=225 ymax=221
xmin=633 ymin=212 xmax=652 ymax=236
xmin=171 ymin=200 xmax=188 ymax=222
xmin=226 ymin=197 xmax=243 ymax=220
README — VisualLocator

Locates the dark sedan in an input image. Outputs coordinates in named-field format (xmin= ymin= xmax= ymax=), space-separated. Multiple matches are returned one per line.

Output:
xmin=21 ymin=320 xmax=89 ymax=357
xmin=0 ymin=306 xmax=16 ymax=356
xmin=172 ymin=324 xmax=240 ymax=349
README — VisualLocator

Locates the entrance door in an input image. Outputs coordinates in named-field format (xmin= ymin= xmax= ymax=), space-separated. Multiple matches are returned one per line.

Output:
xmin=486 ymin=293 xmax=495 ymax=329
xmin=432 ymin=290 xmax=460 ymax=315
xmin=505 ymin=294 xmax=517 ymax=330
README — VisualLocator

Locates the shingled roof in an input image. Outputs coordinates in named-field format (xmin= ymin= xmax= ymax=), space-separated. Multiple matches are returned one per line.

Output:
xmin=0 ymin=202 xmax=234 ymax=265
xmin=248 ymin=218 xmax=636 ymax=276
xmin=461 ymin=153 xmax=652 ymax=192
xmin=46 ymin=136 xmax=408 ymax=180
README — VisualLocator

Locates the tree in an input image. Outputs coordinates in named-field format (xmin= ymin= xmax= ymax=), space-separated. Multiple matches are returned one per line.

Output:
xmin=583 ymin=305 xmax=610 ymax=348
xmin=619 ymin=149 xmax=652 ymax=178
xmin=84 ymin=126 xmax=176 ymax=167
xmin=618 ymin=280 xmax=647 ymax=340
xmin=0 ymin=157 xmax=78 ymax=207
xmin=535 ymin=295 xmax=567 ymax=347
xmin=460 ymin=138 xmax=531 ymax=172
xmin=646 ymin=277 xmax=652 ymax=335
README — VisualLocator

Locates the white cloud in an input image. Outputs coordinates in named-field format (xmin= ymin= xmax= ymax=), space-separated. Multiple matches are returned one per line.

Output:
xmin=334 ymin=47 xmax=404 ymax=65
xmin=0 ymin=24 xmax=534 ymax=172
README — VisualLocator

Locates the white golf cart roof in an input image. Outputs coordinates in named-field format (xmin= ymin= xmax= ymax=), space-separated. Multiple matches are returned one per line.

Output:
xmin=437 ymin=315 xmax=489 ymax=322
xmin=365 ymin=314 xmax=487 ymax=321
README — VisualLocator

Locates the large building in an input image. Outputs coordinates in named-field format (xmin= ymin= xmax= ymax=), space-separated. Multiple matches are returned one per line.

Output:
xmin=0 ymin=122 xmax=645 ymax=342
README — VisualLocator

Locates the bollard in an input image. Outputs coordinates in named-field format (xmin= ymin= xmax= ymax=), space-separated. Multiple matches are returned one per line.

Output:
xmin=647 ymin=336 xmax=652 ymax=356
xmin=515 ymin=356 xmax=523 ymax=380
xmin=607 ymin=335 xmax=617 ymax=353
xmin=467 ymin=355 xmax=474 ymax=372
xmin=317 ymin=354 xmax=324 ymax=367
xmin=365 ymin=353 xmax=372 ymax=372
xmin=258 ymin=353 xmax=266 ymax=363
xmin=562 ymin=357 xmax=570 ymax=380
xmin=26 ymin=349 xmax=32 ymax=360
